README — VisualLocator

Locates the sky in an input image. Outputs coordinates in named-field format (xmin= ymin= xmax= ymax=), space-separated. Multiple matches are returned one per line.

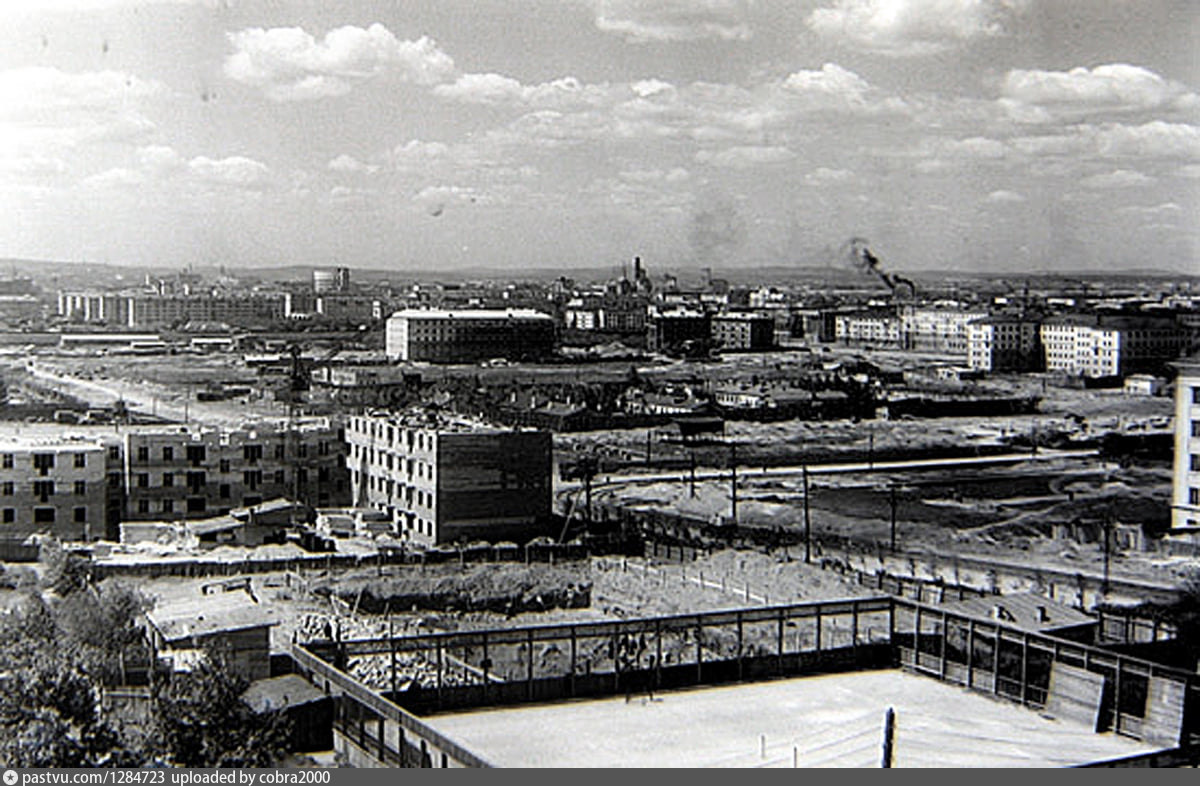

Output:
xmin=0 ymin=0 xmax=1197 ymax=276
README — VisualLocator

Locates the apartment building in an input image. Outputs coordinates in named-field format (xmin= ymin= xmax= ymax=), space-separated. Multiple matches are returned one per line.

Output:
xmin=901 ymin=306 xmax=990 ymax=354
xmin=385 ymin=309 xmax=556 ymax=363
xmin=710 ymin=313 xmax=775 ymax=351
xmin=0 ymin=437 xmax=109 ymax=540
xmin=647 ymin=309 xmax=711 ymax=353
xmin=58 ymin=291 xmax=287 ymax=328
xmin=1172 ymin=356 xmax=1200 ymax=532
xmin=835 ymin=310 xmax=902 ymax=347
xmin=122 ymin=419 xmax=349 ymax=521
xmin=1041 ymin=314 xmax=1185 ymax=378
xmin=966 ymin=316 xmax=1043 ymax=373
xmin=346 ymin=411 xmax=552 ymax=546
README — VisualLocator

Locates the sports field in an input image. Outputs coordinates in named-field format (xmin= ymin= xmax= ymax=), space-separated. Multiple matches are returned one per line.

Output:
xmin=428 ymin=669 xmax=1155 ymax=768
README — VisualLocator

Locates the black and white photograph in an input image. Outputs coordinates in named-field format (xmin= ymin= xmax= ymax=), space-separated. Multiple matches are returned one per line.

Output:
xmin=0 ymin=0 xmax=1198 ymax=770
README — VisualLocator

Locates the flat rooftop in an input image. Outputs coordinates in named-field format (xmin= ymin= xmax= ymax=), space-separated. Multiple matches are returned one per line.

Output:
xmin=425 ymin=670 xmax=1155 ymax=768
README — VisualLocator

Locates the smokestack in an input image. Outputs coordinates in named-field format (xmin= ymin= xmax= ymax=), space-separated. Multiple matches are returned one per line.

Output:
xmin=634 ymin=256 xmax=642 ymax=281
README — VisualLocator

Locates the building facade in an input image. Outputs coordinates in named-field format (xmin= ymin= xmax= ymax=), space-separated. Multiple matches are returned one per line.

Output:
xmin=647 ymin=310 xmax=711 ymax=353
xmin=346 ymin=412 xmax=551 ymax=545
xmin=385 ymin=309 xmax=556 ymax=363
xmin=1041 ymin=315 xmax=1185 ymax=378
xmin=1172 ymin=357 xmax=1200 ymax=532
xmin=122 ymin=419 xmax=350 ymax=521
xmin=901 ymin=307 xmax=990 ymax=354
xmin=835 ymin=311 xmax=902 ymax=347
xmin=710 ymin=313 xmax=775 ymax=351
xmin=0 ymin=437 xmax=108 ymax=540
xmin=966 ymin=316 xmax=1043 ymax=373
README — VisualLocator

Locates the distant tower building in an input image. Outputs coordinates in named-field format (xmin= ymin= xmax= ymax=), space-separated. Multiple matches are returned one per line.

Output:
xmin=334 ymin=266 xmax=350 ymax=292
xmin=313 ymin=267 xmax=349 ymax=294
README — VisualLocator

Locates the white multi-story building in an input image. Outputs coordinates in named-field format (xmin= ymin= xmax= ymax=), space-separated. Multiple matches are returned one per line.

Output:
xmin=835 ymin=311 xmax=902 ymax=346
xmin=385 ymin=309 xmax=556 ymax=363
xmin=901 ymin=307 xmax=990 ymax=354
xmin=966 ymin=316 xmax=1043 ymax=373
xmin=1172 ymin=356 xmax=1200 ymax=532
xmin=346 ymin=411 xmax=552 ymax=545
xmin=1041 ymin=315 xmax=1185 ymax=378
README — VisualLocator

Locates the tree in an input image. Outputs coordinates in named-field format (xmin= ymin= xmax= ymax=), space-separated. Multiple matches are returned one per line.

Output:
xmin=147 ymin=655 xmax=291 ymax=769
xmin=40 ymin=539 xmax=89 ymax=597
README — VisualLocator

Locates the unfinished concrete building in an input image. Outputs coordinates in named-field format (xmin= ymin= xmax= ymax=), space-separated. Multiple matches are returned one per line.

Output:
xmin=346 ymin=411 xmax=552 ymax=546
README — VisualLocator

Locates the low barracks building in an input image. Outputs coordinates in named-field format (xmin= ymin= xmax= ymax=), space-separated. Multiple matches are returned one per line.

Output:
xmin=346 ymin=412 xmax=552 ymax=545
xmin=385 ymin=309 xmax=556 ymax=363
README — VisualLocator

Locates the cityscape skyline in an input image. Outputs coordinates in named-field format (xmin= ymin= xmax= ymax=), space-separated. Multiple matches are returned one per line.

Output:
xmin=0 ymin=1 xmax=1197 ymax=274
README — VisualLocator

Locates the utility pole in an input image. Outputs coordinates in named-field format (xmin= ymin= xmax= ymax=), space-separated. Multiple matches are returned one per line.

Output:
xmin=730 ymin=443 xmax=738 ymax=526
xmin=1102 ymin=514 xmax=1112 ymax=597
xmin=881 ymin=707 xmax=895 ymax=768
xmin=889 ymin=485 xmax=898 ymax=553
xmin=802 ymin=464 xmax=812 ymax=564
xmin=645 ymin=428 xmax=652 ymax=466
xmin=689 ymin=449 xmax=696 ymax=499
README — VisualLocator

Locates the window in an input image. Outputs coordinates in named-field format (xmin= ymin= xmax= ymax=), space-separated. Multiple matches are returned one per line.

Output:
xmin=136 ymin=473 xmax=149 ymax=488
xmin=1194 ymin=388 xmax=1200 ymax=405
xmin=162 ymin=499 xmax=173 ymax=514
xmin=32 ymin=453 xmax=54 ymax=475
xmin=2 ymin=454 xmax=12 ymax=468
xmin=219 ymin=483 xmax=231 ymax=499
xmin=1192 ymin=488 xmax=1200 ymax=506
xmin=137 ymin=499 xmax=150 ymax=514
xmin=2 ymin=509 xmax=12 ymax=523
xmin=274 ymin=470 xmax=285 ymax=485
xmin=187 ymin=497 xmax=206 ymax=513
xmin=136 ymin=446 xmax=149 ymax=462
xmin=33 ymin=480 xmax=54 ymax=502
xmin=34 ymin=508 xmax=55 ymax=524
xmin=274 ymin=444 xmax=285 ymax=460
xmin=1193 ymin=421 xmax=1200 ymax=438
xmin=74 ymin=507 xmax=86 ymax=523
xmin=74 ymin=480 xmax=86 ymax=496
xmin=297 ymin=468 xmax=308 ymax=485
xmin=244 ymin=470 xmax=262 ymax=490
xmin=243 ymin=444 xmax=263 ymax=463
xmin=1 ymin=482 xmax=11 ymax=496
xmin=74 ymin=453 xmax=86 ymax=468
xmin=219 ymin=459 xmax=231 ymax=474
xmin=298 ymin=443 xmax=308 ymax=459
xmin=1193 ymin=455 xmax=1200 ymax=473
xmin=108 ymin=446 xmax=120 ymax=461
xmin=162 ymin=473 xmax=174 ymax=487
xmin=186 ymin=445 xmax=206 ymax=465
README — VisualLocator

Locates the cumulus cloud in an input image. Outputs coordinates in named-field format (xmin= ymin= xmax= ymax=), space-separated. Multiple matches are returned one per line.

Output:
xmin=224 ymin=24 xmax=456 ymax=101
xmin=807 ymin=0 xmax=1027 ymax=57
xmin=783 ymin=63 xmax=870 ymax=103
xmin=328 ymin=154 xmax=379 ymax=175
xmin=695 ymin=144 xmax=795 ymax=167
xmin=433 ymin=74 xmax=614 ymax=110
xmin=1080 ymin=169 xmax=1155 ymax=188
xmin=592 ymin=0 xmax=753 ymax=43
xmin=1000 ymin=64 xmax=1200 ymax=123
xmin=985 ymin=189 xmax=1025 ymax=203
xmin=187 ymin=155 xmax=270 ymax=187
xmin=1012 ymin=121 xmax=1200 ymax=160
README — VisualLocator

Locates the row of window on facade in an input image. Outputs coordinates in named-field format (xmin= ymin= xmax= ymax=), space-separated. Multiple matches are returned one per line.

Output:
xmin=0 ymin=507 xmax=88 ymax=524
xmin=131 ymin=442 xmax=333 ymax=464
xmin=2 ymin=453 xmax=90 ymax=471
xmin=131 ymin=467 xmax=334 ymax=489
xmin=2 ymin=480 xmax=91 ymax=500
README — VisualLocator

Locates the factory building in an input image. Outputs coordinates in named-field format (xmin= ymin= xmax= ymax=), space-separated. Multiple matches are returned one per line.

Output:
xmin=122 ymin=419 xmax=350 ymax=521
xmin=346 ymin=411 xmax=552 ymax=546
xmin=0 ymin=437 xmax=110 ymax=540
xmin=385 ymin=309 xmax=556 ymax=363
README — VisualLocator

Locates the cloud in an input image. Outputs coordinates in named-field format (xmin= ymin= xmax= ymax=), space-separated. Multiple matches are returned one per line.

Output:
xmin=807 ymin=0 xmax=1027 ymax=57
xmin=985 ymin=189 xmax=1025 ymax=203
xmin=1080 ymin=169 xmax=1155 ymax=188
xmin=0 ymin=67 xmax=162 ymax=117
xmin=619 ymin=167 xmax=691 ymax=183
xmin=224 ymin=24 xmax=456 ymax=101
xmin=592 ymin=0 xmax=753 ymax=43
xmin=695 ymin=144 xmax=795 ymax=167
xmin=432 ymin=73 xmax=615 ymax=109
xmin=187 ymin=155 xmax=270 ymax=187
xmin=939 ymin=136 xmax=1007 ymax=159
xmin=805 ymin=166 xmax=854 ymax=184
xmin=782 ymin=63 xmax=870 ymax=104
xmin=1116 ymin=202 xmax=1182 ymax=219
xmin=1000 ymin=64 xmax=1200 ymax=123
xmin=1012 ymin=121 xmax=1200 ymax=161
xmin=328 ymin=154 xmax=379 ymax=175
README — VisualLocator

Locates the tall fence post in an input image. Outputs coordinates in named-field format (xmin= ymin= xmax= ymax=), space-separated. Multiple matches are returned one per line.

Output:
xmin=881 ymin=707 xmax=895 ymax=768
